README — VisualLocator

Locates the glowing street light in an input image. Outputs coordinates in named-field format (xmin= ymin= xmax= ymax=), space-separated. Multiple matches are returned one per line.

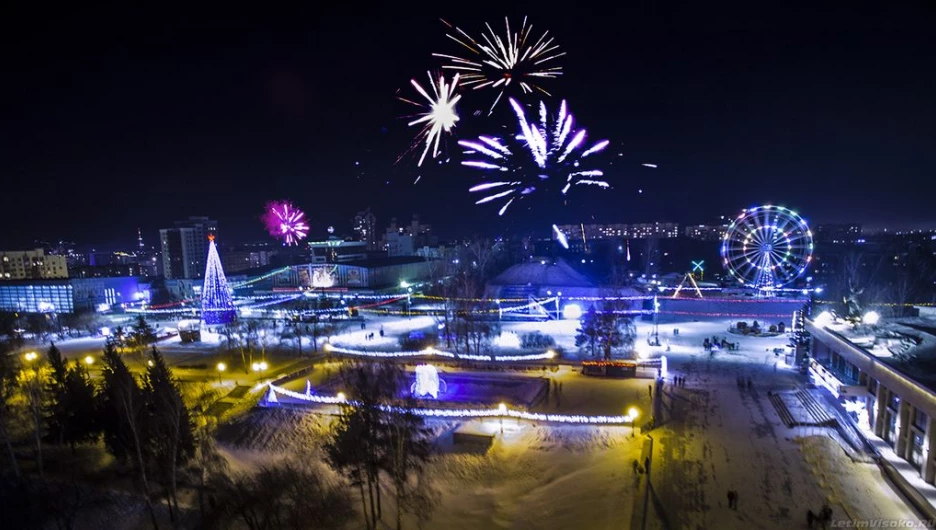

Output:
xmin=626 ymin=407 xmax=640 ymax=437
xmin=251 ymin=361 xmax=269 ymax=372
xmin=216 ymin=362 xmax=226 ymax=383
xmin=336 ymin=392 xmax=347 ymax=402
xmin=23 ymin=351 xmax=38 ymax=362
xmin=863 ymin=311 xmax=880 ymax=326
xmin=84 ymin=355 xmax=95 ymax=366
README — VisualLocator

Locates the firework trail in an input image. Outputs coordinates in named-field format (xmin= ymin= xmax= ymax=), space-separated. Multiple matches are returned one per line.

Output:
xmin=398 ymin=72 xmax=461 ymax=167
xmin=434 ymin=17 xmax=564 ymax=114
xmin=459 ymin=98 xmax=610 ymax=216
xmin=261 ymin=200 xmax=309 ymax=246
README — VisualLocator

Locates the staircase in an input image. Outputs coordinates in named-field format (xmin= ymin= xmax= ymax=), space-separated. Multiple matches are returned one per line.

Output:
xmin=796 ymin=390 xmax=836 ymax=426
xmin=769 ymin=392 xmax=797 ymax=428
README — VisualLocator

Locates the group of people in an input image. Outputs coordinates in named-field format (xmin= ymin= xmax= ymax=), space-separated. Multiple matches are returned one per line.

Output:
xmin=673 ymin=375 xmax=687 ymax=388
xmin=359 ymin=321 xmax=385 ymax=341
xmin=545 ymin=379 xmax=565 ymax=407
xmin=736 ymin=375 xmax=753 ymax=390
xmin=704 ymin=336 xmax=740 ymax=351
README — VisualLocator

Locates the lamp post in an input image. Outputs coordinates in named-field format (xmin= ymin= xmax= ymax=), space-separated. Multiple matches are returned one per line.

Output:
xmin=627 ymin=406 xmax=640 ymax=437
xmin=216 ymin=362 xmax=226 ymax=383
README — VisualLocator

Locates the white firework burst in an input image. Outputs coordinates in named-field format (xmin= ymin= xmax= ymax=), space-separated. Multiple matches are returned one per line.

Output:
xmin=434 ymin=17 xmax=564 ymax=114
xmin=400 ymin=72 xmax=461 ymax=167
xmin=459 ymin=98 xmax=610 ymax=216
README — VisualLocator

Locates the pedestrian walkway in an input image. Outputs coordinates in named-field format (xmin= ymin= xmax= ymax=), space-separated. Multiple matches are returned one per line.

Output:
xmin=860 ymin=426 xmax=936 ymax=519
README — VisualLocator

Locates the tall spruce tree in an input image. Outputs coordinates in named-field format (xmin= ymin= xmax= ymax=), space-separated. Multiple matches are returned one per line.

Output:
xmin=143 ymin=347 xmax=195 ymax=520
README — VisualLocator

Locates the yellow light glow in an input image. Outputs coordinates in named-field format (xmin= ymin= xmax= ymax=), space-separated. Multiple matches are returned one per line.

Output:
xmin=84 ymin=355 xmax=94 ymax=365
xmin=217 ymin=362 xmax=226 ymax=372
xmin=628 ymin=407 xmax=639 ymax=420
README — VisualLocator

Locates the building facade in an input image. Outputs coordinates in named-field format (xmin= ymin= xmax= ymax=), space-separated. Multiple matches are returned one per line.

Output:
xmin=0 ymin=249 xmax=68 ymax=280
xmin=554 ymin=222 xmax=680 ymax=242
xmin=806 ymin=316 xmax=936 ymax=486
xmin=159 ymin=216 xmax=217 ymax=279
xmin=815 ymin=223 xmax=862 ymax=244
xmin=353 ymin=208 xmax=379 ymax=251
xmin=381 ymin=215 xmax=434 ymax=256
xmin=0 ymin=276 xmax=146 ymax=313
xmin=683 ymin=224 xmax=728 ymax=241
xmin=308 ymin=238 xmax=367 ymax=263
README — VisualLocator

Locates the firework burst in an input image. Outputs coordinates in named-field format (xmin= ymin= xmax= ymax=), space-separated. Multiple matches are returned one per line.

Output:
xmin=399 ymin=72 xmax=461 ymax=167
xmin=261 ymin=200 xmax=309 ymax=246
xmin=459 ymin=98 xmax=610 ymax=216
xmin=434 ymin=17 xmax=564 ymax=114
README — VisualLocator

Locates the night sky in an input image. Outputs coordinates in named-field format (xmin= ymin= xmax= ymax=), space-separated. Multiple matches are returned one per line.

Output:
xmin=2 ymin=2 xmax=935 ymax=249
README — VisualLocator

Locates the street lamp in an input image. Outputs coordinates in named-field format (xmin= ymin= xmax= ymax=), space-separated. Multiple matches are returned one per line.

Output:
xmin=337 ymin=392 xmax=347 ymax=402
xmin=84 ymin=355 xmax=94 ymax=366
xmin=626 ymin=407 xmax=640 ymax=437
xmin=24 ymin=351 xmax=38 ymax=362
xmin=216 ymin=362 xmax=226 ymax=383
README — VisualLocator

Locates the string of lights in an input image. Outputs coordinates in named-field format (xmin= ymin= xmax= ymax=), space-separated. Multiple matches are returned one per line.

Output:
xmin=323 ymin=344 xmax=556 ymax=362
xmin=265 ymin=384 xmax=634 ymax=425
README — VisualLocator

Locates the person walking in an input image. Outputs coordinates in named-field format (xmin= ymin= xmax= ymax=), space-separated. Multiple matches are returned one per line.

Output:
xmin=648 ymin=385 xmax=653 ymax=399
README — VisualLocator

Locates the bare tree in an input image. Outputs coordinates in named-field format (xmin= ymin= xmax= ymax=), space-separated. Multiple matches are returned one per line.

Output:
xmin=18 ymin=362 xmax=47 ymax=478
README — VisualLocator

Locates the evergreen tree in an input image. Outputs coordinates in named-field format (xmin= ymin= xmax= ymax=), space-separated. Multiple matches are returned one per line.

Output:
xmin=0 ymin=340 xmax=20 ymax=477
xmin=45 ymin=343 xmax=69 ymax=445
xmin=143 ymin=346 xmax=195 ymax=519
xmin=99 ymin=342 xmax=159 ymax=529
xmin=131 ymin=315 xmax=157 ymax=351
xmin=45 ymin=343 xmax=98 ymax=451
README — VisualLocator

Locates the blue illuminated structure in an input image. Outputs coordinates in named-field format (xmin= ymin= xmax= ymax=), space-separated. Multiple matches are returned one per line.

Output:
xmin=201 ymin=235 xmax=236 ymax=325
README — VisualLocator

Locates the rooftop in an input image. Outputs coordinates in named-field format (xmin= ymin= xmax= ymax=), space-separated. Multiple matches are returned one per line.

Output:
xmin=816 ymin=315 xmax=936 ymax=391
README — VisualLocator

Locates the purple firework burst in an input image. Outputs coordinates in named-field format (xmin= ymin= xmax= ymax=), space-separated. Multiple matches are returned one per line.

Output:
xmin=261 ymin=200 xmax=309 ymax=246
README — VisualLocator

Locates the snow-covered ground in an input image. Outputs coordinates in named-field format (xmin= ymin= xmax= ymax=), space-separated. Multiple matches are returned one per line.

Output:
xmin=219 ymin=315 xmax=922 ymax=529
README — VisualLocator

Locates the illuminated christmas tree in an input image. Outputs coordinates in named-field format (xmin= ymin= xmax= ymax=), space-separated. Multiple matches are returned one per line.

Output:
xmin=201 ymin=234 xmax=236 ymax=325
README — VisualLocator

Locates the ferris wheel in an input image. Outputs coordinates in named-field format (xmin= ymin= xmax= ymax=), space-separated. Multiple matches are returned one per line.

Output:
xmin=720 ymin=205 xmax=814 ymax=292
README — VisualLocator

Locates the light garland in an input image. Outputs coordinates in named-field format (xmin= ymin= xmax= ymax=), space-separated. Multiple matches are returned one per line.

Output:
xmin=324 ymin=344 xmax=556 ymax=362
xmin=264 ymin=384 xmax=634 ymax=425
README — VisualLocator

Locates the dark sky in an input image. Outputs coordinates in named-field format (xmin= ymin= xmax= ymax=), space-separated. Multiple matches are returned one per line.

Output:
xmin=2 ymin=2 xmax=935 ymax=249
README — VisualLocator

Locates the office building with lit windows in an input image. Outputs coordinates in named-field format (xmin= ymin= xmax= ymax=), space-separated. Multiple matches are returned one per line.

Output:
xmin=160 ymin=216 xmax=217 ymax=279
xmin=0 ymin=249 xmax=68 ymax=280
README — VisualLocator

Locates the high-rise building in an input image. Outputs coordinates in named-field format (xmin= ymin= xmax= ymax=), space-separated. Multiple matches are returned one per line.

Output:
xmin=0 ymin=249 xmax=69 ymax=280
xmin=353 ymin=208 xmax=379 ymax=251
xmin=159 ymin=217 xmax=217 ymax=279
